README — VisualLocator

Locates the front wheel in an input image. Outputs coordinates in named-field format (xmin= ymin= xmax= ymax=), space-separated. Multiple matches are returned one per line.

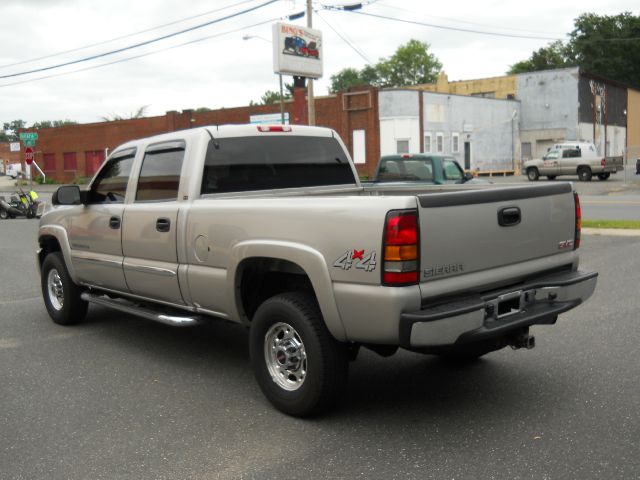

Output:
xmin=249 ymin=292 xmax=348 ymax=417
xmin=597 ymin=172 xmax=610 ymax=180
xmin=526 ymin=168 xmax=539 ymax=181
xmin=0 ymin=209 xmax=7 ymax=220
xmin=578 ymin=167 xmax=592 ymax=181
xmin=41 ymin=252 xmax=88 ymax=325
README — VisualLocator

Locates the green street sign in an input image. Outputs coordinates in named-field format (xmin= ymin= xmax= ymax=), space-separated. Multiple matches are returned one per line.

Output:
xmin=23 ymin=139 xmax=36 ymax=147
xmin=19 ymin=132 xmax=38 ymax=141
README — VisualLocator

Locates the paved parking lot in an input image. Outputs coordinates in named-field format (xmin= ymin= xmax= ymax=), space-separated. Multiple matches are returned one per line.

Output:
xmin=1 ymin=219 xmax=639 ymax=479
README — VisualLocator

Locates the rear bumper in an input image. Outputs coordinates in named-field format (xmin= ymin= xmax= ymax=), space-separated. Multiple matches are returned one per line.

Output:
xmin=399 ymin=270 xmax=597 ymax=349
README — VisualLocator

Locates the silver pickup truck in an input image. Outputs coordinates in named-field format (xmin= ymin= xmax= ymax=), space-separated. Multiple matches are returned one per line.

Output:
xmin=523 ymin=141 xmax=624 ymax=182
xmin=37 ymin=125 xmax=597 ymax=416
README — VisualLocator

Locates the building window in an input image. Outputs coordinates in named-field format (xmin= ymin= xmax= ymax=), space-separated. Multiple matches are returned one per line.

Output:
xmin=63 ymin=152 xmax=77 ymax=171
xmin=43 ymin=153 xmax=56 ymax=172
xmin=424 ymin=133 xmax=432 ymax=153
xmin=85 ymin=150 xmax=106 ymax=176
xmin=396 ymin=139 xmax=410 ymax=154
xmin=452 ymin=133 xmax=460 ymax=153
xmin=436 ymin=133 xmax=444 ymax=153
xmin=352 ymin=129 xmax=366 ymax=164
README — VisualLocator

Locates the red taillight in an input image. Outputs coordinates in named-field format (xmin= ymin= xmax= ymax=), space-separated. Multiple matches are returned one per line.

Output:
xmin=601 ymin=158 xmax=606 ymax=166
xmin=257 ymin=125 xmax=292 ymax=132
xmin=382 ymin=210 xmax=419 ymax=286
xmin=574 ymin=192 xmax=581 ymax=250
xmin=401 ymin=154 xmax=412 ymax=159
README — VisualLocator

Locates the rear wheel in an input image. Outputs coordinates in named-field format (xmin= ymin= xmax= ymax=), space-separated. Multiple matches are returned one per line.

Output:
xmin=41 ymin=252 xmax=88 ymax=325
xmin=597 ymin=172 xmax=610 ymax=180
xmin=249 ymin=292 xmax=348 ymax=417
xmin=578 ymin=167 xmax=592 ymax=181
xmin=526 ymin=168 xmax=539 ymax=181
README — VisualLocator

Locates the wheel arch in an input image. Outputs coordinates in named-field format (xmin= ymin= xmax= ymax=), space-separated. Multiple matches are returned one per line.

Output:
xmin=37 ymin=225 xmax=77 ymax=282
xmin=229 ymin=240 xmax=347 ymax=341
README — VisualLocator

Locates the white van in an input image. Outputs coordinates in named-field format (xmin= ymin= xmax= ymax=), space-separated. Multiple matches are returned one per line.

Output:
xmin=6 ymin=163 xmax=23 ymax=179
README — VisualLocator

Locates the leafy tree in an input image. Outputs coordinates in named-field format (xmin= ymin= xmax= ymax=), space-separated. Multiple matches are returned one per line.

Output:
xmin=31 ymin=119 xmax=78 ymax=129
xmin=253 ymin=83 xmax=294 ymax=105
xmin=101 ymin=105 xmax=149 ymax=121
xmin=507 ymin=12 xmax=640 ymax=87
xmin=328 ymin=39 xmax=442 ymax=92
xmin=508 ymin=41 xmax=572 ymax=74
xmin=569 ymin=12 xmax=640 ymax=87
xmin=1 ymin=120 xmax=26 ymax=142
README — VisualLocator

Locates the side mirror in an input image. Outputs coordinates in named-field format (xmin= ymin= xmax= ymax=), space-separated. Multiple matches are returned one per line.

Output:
xmin=464 ymin=171 xmax=474 ymax=181
xmin=52 ymin=185 xmax=83 ymax=205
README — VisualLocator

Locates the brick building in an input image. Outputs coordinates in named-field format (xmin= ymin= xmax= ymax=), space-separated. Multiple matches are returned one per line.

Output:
xmin=29 ymin=86 xmax=381 ymax=182
xmin=0 ymin=142 xmax=21 ymax=174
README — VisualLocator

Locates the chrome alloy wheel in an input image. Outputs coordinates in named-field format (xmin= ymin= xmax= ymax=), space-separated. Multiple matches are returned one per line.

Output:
xmin=47 ymin=268 xmax=64 ymax=311
xmin=264 ymin=322 xmax=307 ymax=391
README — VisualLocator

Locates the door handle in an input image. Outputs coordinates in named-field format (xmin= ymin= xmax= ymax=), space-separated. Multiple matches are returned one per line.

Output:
xmin=498 ymin=207 xmax=521 ymax=227
xmin=156 ymin=217 xmax=171 ymax=232
xmin=109 ymin=216 xmax=121 ymax=229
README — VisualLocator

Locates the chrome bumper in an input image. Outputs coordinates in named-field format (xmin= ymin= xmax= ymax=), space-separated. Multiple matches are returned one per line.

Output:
xmin=400 ymin=270 xmax=598 ymax=348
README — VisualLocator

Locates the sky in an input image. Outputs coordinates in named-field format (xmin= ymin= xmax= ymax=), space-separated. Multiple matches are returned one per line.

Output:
xmin=0 ymin=0 xmax=637 ymax=127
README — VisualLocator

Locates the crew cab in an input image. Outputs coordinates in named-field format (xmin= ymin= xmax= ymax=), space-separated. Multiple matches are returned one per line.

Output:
xmin=37 ymin=125 xmax=598 ymax=416
xmin=524 ymin=141 xmax=623 ymax=181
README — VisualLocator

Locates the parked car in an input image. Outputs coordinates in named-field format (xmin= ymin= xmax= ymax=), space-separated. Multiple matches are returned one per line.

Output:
xmin=38 ymin=124 xmax=597 ymax=416
xmin=6 ymin=163 xmax=23 ymax=179
xmin=366 ymin=154 xmax=481 ymax=185
xmin=523 ymin=141 xmax=624 ymax=181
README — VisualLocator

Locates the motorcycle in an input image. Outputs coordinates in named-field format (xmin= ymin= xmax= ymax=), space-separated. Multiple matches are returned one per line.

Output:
xmin=0 ymin=189 xmax=41 ymax=219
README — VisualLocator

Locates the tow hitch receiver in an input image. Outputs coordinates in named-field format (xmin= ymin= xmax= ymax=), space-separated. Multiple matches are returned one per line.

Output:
xmin=485 ymin=290 xmax=524 ymax=321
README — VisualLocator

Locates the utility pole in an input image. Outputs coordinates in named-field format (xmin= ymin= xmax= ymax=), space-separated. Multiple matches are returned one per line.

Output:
xmin=306 ymin=0 xmax=316 ymax=126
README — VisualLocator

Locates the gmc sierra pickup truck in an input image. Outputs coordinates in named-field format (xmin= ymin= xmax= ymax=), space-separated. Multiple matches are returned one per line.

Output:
xmin=523 ymin=141 xmax=624 ymax=181
xmin=37 ymin=124 xmax=597 ymax=416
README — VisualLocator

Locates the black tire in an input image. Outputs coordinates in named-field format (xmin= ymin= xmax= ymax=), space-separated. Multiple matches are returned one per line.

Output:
xmin=547 ymin=175 xmax=556 ymax=180
xmin=0 ymin=209 xmax=7 ymax=220
xmin=526 ymin=168 xmax=539 ymax=181
xmin=249 ymin=292 xmax=348 ymax=417
xmin=597 ymin=172 xmax=610 ymax=180
xmin=41 ymin=252 xmax=88 ymax=325
xmin=577 ymin=167 xmax=592 ymax=181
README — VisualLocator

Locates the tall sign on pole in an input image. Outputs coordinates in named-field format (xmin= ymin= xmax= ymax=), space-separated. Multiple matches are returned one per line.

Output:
xmin=272 ymin=21 xmax=323 ymax=126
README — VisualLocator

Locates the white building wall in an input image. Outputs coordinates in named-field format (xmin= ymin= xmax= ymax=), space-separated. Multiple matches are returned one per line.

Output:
xmin=379 ymin=117 xmax=420 ymax=156
xmin=577 ymin=123 xmax=626 ymax=157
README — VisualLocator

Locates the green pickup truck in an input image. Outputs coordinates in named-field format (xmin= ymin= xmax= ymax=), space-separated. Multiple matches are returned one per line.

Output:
xmin=367 ymin=154 xmax=478 ymax=185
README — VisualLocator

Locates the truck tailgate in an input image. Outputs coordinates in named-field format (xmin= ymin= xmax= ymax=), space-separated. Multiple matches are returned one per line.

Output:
xmin=417 ymin=183 xmax=576 ymax=282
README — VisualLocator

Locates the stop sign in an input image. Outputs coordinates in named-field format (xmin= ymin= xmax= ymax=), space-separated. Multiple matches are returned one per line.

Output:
xmin=24 ymin=147 xmax=34 ymax=165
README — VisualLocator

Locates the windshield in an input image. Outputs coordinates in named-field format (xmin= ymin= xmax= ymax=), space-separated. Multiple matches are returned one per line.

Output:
xmin=377 ymin=158 xmax=434 ymax=182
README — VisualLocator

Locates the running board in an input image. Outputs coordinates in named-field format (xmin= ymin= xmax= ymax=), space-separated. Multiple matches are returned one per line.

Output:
xmin=81 ymin=292 xmax=203 ymax=327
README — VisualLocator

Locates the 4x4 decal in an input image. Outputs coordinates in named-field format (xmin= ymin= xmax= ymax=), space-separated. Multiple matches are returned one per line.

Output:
xmin=333 ymin=249 xmax=377 ymax=272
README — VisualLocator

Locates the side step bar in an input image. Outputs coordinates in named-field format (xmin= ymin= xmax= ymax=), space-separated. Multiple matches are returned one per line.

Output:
xmin=81 ymin=292 xmax=203 ymax=327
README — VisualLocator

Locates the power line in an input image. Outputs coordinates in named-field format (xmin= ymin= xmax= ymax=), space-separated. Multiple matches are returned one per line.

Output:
xmin=372 ymin=1 xmax=567 ymax=38
xmin=0 ymin=17 xmax=280 ymax=89
xmin=315 ymin=11 xmax=372 ymax=63
xmin=0 ymin=0 xmax=260 ymax=70
xmin=330 ymin=8 xmax=565 ymax=41
xmin=0 ymin=0 xmax=278 ymax=80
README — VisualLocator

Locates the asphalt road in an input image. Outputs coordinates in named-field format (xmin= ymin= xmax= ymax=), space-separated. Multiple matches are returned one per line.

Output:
xmin=1 ymin=220 xmax=639 ymax=479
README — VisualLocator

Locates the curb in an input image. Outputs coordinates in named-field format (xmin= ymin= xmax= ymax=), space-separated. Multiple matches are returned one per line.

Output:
xmin=582 ymin=228 xmax=640 ymax=237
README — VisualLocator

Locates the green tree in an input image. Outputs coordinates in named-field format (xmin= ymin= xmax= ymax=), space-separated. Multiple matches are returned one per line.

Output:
xmin=569 ymin=12 xmax=640 ymax=87
xmin=101 ymin=105 xmax=149 ymax=122
xmin=253 ymin=83 xmax=293 ymax=105
xmin=328 ymin=39 xmax=442 ymax=92
xmin=0 ymin=120 xmax=26 ymax=142
xmin=31 ymin=119 xmax=78 ymax=129
xmin=507 ymin=40 xmax=572 ymax=74
xmin=507 ymin=12 xmax=640 ymax=87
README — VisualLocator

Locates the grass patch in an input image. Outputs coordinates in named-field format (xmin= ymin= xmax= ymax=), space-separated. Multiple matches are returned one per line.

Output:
xmin=583 ymin=219 xmax=640 ymax=229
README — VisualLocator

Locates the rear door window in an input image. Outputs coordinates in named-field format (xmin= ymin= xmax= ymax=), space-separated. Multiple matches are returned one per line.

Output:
xmin=136 ymin=141 xmax=185 ymax=202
